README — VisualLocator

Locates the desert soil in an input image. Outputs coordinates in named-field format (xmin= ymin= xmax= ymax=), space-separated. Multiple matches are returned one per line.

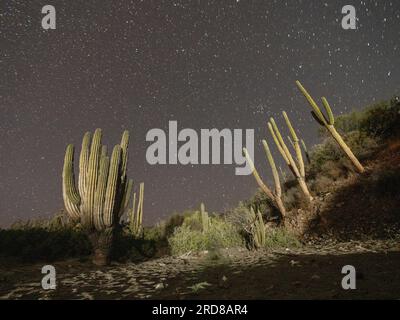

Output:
xmin=1 ymin=239 xmax=399 ymax=300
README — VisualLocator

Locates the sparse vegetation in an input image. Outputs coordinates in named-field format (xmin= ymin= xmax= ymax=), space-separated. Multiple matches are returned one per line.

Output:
xmin=168 ymin=206 xmax=244 ymax=255
xmin=1 ymin=92 xmax=398 ymax=269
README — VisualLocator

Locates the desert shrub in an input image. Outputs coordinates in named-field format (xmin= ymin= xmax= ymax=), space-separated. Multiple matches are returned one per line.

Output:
xmin=310 ymin=176 xmax=334 ymax=194
xmin=309 ymin=138 xmax=343 ymax=173
xmin=111 ymin=232 xmax=158 ymax=261
xmin=309 ymin=131 xmax=378 ymax=178
xmin=168 ymin=215 xmax=243 ymax=255
xmin=225 ymin=202 xmax=254 ymax=232
xmin=332 ymin=98 xmax=400 ymax=139
xmin=263 ymin=227 xmax=301 ymax=249
xmin=282 ymin=186 xmax=309 ymax=210
xmin=0 ymin=227 xmax=91 ymax=262
xmin=163 ymin=213 xmax=185 ymax=237
xmin=243 ymin=189 xmax=282 ymax=223
xmin=359 ymin=98 xmax=400 ymax=138
xmin=334 ymin=110 xmax=364 ymax=133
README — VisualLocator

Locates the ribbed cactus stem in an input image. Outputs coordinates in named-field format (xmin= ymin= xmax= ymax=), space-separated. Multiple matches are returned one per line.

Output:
xmin=137 ymin=182 xmax=144 ymax=235
xmin=268 ymin=116 xmax=312 ymax=201
xmin=119 ymin=179 xmax=133 ymax=218
xmin=262 ymin=140 xmax=280 ymax=197
xmin=128 ymin=182 xmax=144 ymax=237
xmin=78 ymin=132 xmax=91 ymax=199
xmin=296 ymin=80 xmax=365 ymax=173
xmin=283 ymin=111 xmax=305 ymax=178
xmin=243 ymin=147 xmax=286 ymax=217
xmin=62 ymin=144 xmax=81 ymax=220
xmin=120 ymin=130 xmax=129 ymax=183
xmin=103 ymin=145 xmax=122 ymax=227
xmin=84 ymin=129 xmax=102 ymax=227
xmin=295 ymin=80 xmax=328 ymax=126
xmin=129 ymin=192 xmax=137 ymax=233
xmin=93 ymin=154 xmax=109 ymax=230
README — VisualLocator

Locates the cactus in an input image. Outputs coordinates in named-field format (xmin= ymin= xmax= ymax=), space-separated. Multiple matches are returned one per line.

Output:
xmin=279 ymin=166 xmax=287 ymax=183
xmin=296 ymin=80 xmax=365 ymax=173
xmin=62 ymin=129 xmax=133 ymax=265
xmin=128 ymin=182 xmax=144 ymax=237
xmin=250 ymin=207 xmax=266 ymax=249
xmin=243 ymin=141 xmax=286 ymax=218
xmin=300 ymin=139 xmax=311 ymax=164
xmin=200 ymin=202 xmax=210 ymax=233
xmin=268 ymin=113 xmax=313 ymax=201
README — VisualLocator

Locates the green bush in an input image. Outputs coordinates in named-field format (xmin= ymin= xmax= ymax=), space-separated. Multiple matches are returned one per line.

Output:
xmin=263 ymin=227 xmax=301 ymax=250
xmin=168 ymin=215 xmax=243 ymax=255
xmin=359 ymin=99 xmax=400 ymax=138
xmin=332 ymin=97 xmax=400 ymax=139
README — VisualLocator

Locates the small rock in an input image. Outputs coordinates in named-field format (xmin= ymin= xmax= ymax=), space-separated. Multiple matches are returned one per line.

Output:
xmin=290 ymin=260 xmax=300 ymax=266
xmin=155 ymin=283 xmax=165 ymax=290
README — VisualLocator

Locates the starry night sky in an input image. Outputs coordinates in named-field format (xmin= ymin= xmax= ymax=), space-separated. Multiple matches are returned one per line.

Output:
xmin=1 ymin=0 xmax=399 ymax=226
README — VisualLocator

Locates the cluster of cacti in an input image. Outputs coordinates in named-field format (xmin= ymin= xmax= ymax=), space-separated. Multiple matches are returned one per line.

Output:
xmin=62 ymin=129 xmax=133 ymax=265
xmin=128 ymin=182 xmax=144 ymax=237
xmin=243 ymin=140 xmax=286 ymax=218
xmin=268 ymin=112 xmax=312 ymax=201
xmin=250 ymin=207 xmax=266 ymax=249
xmin=199 ymin=202 xmax=210 ymax=233
xmin=244 ymin=80 xmax=366 ymax=227
xmin=296 ymin=80 xmax=365 ymax=173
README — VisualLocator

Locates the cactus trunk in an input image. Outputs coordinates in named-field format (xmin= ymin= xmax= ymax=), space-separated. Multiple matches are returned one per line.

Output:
xmin=327 ymin=125 xmax=365 ymax=173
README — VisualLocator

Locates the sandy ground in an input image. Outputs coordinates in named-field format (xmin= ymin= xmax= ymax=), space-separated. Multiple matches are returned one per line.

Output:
xmin=1 ymin=239 xmax=399 ymax=300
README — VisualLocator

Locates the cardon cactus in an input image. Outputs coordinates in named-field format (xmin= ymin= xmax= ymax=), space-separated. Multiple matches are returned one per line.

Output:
xmin=243 ymin=140 xmax=286 ymax=218
xmin=62 ymin=129 xmax=133 ymax=265
xmin=128 ymin=182 xmax=144 ymax=237
xmin=296 ymin=80 xmax=365 ymax=173
xmin=268 ymin=113 xmax=313 ymax=201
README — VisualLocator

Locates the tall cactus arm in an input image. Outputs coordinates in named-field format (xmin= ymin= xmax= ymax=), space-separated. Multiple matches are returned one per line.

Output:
xmin=295 ymin=80 xmax=328 ymax=126
xmin=129 ymin=192 xmax=137 ymax=232
xmin=287 ymin=136 xmax=295 ymax=149
xmin=321 ymin=97 xmax=335 ymax=126
xmin=93 ymin=154 xmax=110 ymax=231
xmin=136 ymin=182 xmax=144 ymax=234
xmin=282 ymin=111 xmax=299 ymax=142
xmin=283 ymin=111 xmax=305 ymax=178
xmin=62 ymin=144 xmax=81 ymax=220
xmin=262 ymin=140 xmax=281 ymax=197
xmin=267 ymin=122 xmax=289 ymax=165
xmin=103 ymin=145 xmax=122 ymax=228
xmin=243 ymin=147 xmax=275 ymax=201
xmin=120 ymin=130 xmax=129 ymax=183
xmin=78 ymin=132 xmax=91 ymax=199
xmin=84 ymin=128 xmax=102 ymax=226
xmin=301 ymin=139 xmax=311 ymax=164
xmin=118 ymin=179 xmax=133 ymax=218
xmin=269 ymin=118 xmax=301 ymax=179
